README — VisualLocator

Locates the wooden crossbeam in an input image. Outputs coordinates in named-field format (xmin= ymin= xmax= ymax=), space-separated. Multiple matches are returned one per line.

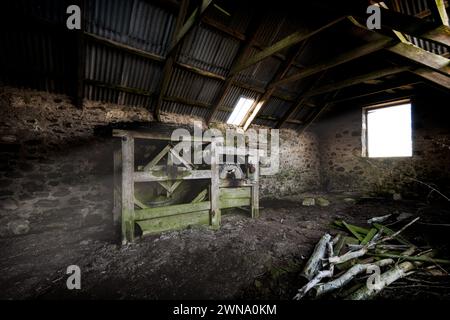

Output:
xmin=273 ymin=37 xmax=394 ymax=87
xmin=206 ymin=13 xmax=264 ymax=124
xmin=431 ymin=0 xmax=449 ymax=26
xmin=387 ymin=42 xmax=450 ymax=75
xmin=365 ymin=7 xmax=450 ymax=47
xmin=329 ymin=80 xmax=421 ymax=104
xmin=144 ymin=144 xmax=172 ymax=171
xmin=84 ymin=32 xmax=165 ymax=63
xmin=153 ymin=0 xmax=213 ymax=122
xmin=303 ymin=66 xmax=410 ymax=98
xmin=169 ymin=0 xmax=213 ymax=54
xmin=229 ymin=17 xmax=346 ymax=76
xmin=242 ymin=42 xmax=307 ymax=130
xmin=275 ymin=72 xmax=327 ymax=129
xmin=154 ymin=0 xmax=190 ymax=121
xmin=412 ymin=68 xmax=450 ymax=90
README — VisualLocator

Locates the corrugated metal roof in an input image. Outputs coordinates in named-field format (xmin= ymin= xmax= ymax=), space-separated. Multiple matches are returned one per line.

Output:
xmin=178 ymin=25 xmax=240 ymax=76
xmin=0 ymin=0 xmax=448 ymax=129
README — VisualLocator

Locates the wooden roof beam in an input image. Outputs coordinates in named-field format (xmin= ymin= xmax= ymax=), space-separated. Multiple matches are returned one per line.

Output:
xmin=205 ymin=12 xmax=264 ymax=124
xmin=273 ymin=37 xmax=394 ymax=87
xmin=303 ymin=66 xmax=411 ymax=98
xmin=229 ymin=16 xmax=346 ymax=76
xmin=275 ymin=72 xmax=327 ymax=129
xmin=242 ymin=42 xmax=308 ymax=130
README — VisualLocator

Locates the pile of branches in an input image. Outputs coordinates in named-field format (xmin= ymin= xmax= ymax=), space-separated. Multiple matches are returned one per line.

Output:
xmin=294 ymin=215 xmax=450 ymax=300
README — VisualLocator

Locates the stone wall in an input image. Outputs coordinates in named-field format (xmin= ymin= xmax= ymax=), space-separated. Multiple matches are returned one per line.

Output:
xmin=316 ymin=93 xmax=450 ymax=197
xmin=259 ymin=130 xmax=320 ymax=198
xmin=0 ymin=87 xmax=320 ymax=238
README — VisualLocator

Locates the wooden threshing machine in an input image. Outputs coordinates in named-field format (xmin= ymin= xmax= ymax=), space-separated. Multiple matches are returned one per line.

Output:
xmin=113 ymin=127 xmax=260 ymax=244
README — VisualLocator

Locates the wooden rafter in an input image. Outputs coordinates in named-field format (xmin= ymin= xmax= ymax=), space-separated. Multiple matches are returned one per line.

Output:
xmin=229 ymin=17 xmax=346 ymax=76
xmin=153 ymin=0 xmax=189 ymax=121
xmin=275 ymin=72 xmax=327 ymax=129
xmin=412 ymin=68 xmax=450 ymax=90
xmin=205 ymin=13 xmax=264 ymax=124
xmin=273 ymin=37 xmax=394 ymax=87
xmin=154 ymin=0 xmax=212 ymax=121
xmin=303 ymin=66 xmax=411 ymax=98
xmin=387 ymin=42 xmax=450 ymax=75
xmin=169 ymin=0 xmax=213 ymax=54
xmin=328 ymin=80 xmax=421 ymax=104
xmin=241 ymin=41 xmax=307 ymax=130
xmin=358 ymin=6 xmax=450 ymax=48
xmin=430 ymin=0 xmax=449 ymax=26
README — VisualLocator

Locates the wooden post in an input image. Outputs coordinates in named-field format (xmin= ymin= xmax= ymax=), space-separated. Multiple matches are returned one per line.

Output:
xmin=113 ymin=149 xmax=122 ymax=227
xmin=210 ymin=140 xmax=220 ymax=228
xmin=121 ymin=135 xmax=135 ymax=244
xmin=251 ymin=151 xmax=259 ymax=218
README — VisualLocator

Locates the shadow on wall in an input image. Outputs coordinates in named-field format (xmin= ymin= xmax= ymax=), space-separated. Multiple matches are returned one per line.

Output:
xmin=0 ymin=128 xmax=118 ymax=239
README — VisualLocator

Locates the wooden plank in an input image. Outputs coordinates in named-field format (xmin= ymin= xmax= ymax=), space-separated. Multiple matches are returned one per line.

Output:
xmin=170 ymin=148 xmax=193 ymax=170
xmin=113 ymin=129 xmax=212 ymax=142
xmin=134 ymin=169 xmax=212 ymax=182
xmin=84 ymin=79 xmax=155 ymax=97
xmin=135 ymin=201 xmax=210 ymax=220
xmin=84 ymin=32 xmax=164 ymax=63
xmin=421 ymin=24 xmax=450 ymax=47
xmin=360 ymin=228 xmax=378 ymax=245
xmin=412 ymin=67 xmax=450 ymax=90
xmin=121 ymin=135 xmax=135 ymax=244
xmin=134 ymin=196 xmax=149 ymax=209
xmin=368 ymin=7 xmax=450 ymax=47
xmin=170 ymin=0 xmax=212 ymax=53
xmin=329 ymin=80 xmax=421 ymax=104
xmin=230 ymin=17 xmax=346 ymax=75
xmin=168 ymin=180 xmax=183 ymax=194
xmin=220 ymin=198 xmax=251 ymax=209
xmin=304 ymin=66 xmax=410 ymax=98
xmin=251 ymin=152 xmax=259 ymax=218
xmin=219 ymin=187 xmax=251 ymax=199
xmin=113 ymin=149 xmax=122 ymax=226
xmin=175 ymin=62 xmax=226 ymax=81
xmin=434 ymin=0 xmax=449 ymax=26
xmin=342 ymin=221 xmax=365 ymax=242
xmin=137 ymin=210 xmax=210 ymax=235
xmin=273 ymin=37 xmax=394 ymax=87
xmin=201 ymin=15 xmax=246 ymax=41
xmin=192 ymin=189 xmax=208 ymax=203
xmin=388 ymin=42 xmax=450 ymax=75
xmin=143 ymin=144 xmax=171 ymax=171
xmin=154 ymin=0 xmax=190 ymax=121
xmin=210 ymin=140 xmax=220 ymax=228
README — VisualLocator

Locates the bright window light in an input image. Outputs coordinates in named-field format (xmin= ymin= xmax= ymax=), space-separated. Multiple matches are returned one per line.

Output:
xmin=227 ymin=97 xmax=255 ymax=126
xmin=366 ymin=103 xmax=412 ymax=157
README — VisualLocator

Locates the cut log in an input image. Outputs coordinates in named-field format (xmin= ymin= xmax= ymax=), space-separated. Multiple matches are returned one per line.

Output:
xmin=300 ymin=233 xmax=332 ymax=280
xmin=347 ymin=252 xmax=434 ymax=300
xmin=294 ymin=237 xmax=335 ymax=300
xmin=314 ymin=259 xmax=394 ymax=297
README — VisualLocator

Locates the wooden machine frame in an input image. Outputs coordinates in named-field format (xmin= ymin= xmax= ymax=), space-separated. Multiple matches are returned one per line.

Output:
xmin=113 ymin=129 xmax=259 ymax=244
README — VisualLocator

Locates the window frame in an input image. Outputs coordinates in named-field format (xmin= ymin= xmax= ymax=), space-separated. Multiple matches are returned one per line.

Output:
xmin=362 ymin=99 xmax=413 ymax=158
xmin=226 ymin=95 xmax=256 ymax=127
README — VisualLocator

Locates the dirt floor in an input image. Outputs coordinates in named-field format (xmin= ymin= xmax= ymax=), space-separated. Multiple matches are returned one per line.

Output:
xmin=1 ymin=194 xmax=449 ymax=300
